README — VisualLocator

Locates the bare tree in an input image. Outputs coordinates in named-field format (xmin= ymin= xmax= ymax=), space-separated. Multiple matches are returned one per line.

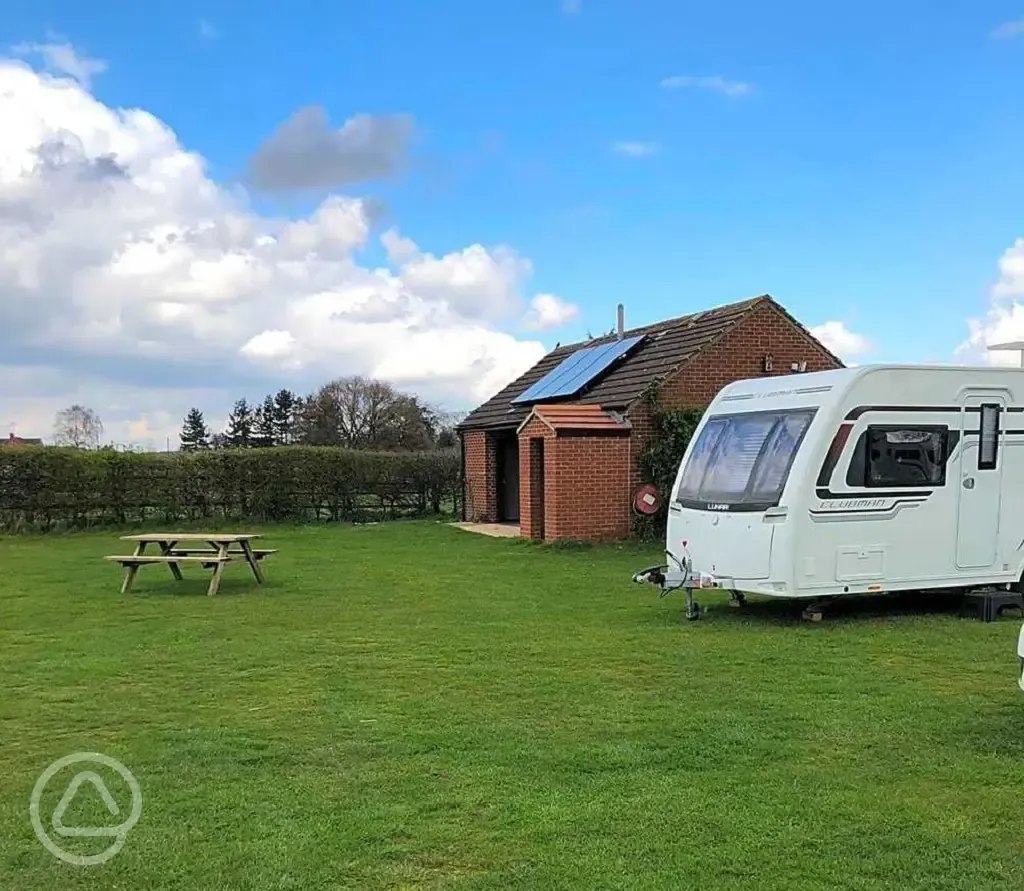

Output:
xmin=296 ymin=376 xmax=436 ymax=450
xmin=336 ymin=376 xmax=398 ymax=448
xmin=53 ymin=404 xmax=104 ymax=449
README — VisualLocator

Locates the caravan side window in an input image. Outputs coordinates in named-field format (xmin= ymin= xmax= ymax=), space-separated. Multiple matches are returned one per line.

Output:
xmin=845 ymin=425 xmax=949 ymax=488
xmin=979 ymin=404 xmax=1000 ymax=470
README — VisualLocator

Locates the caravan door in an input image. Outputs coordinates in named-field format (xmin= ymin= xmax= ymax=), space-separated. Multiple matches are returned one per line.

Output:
xmin=955 ymin=393 xmax=1005 ymax=570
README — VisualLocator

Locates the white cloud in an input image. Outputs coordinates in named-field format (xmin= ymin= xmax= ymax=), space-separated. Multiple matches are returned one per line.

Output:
xmin=380 ymin=226 xmax=420 ymax=265
xmin=992 ymin=18 xmax=1024 ymax=39
xmin=240 ymin=329 xmax=299 ymax=362
xmin=0 ymin=46 xmax=566 ymax=447
xmin=660 ymin=75 xmax=753 ymax=97
xmin=809 ymin=321 xmax=871 ymax=362
xmin=992 ymin=236 xmax=1024 ymax=299
xmin=11 ymin=39 xmax=107 ymax=89
xmin=611 ymin=141 xmax=660 ymax=157
xmin=0 ymin=365 xmax=221 ymax=449
xmin=125 ymin=411 xmax=182 ymax=449
xmin=957 ymin=238 xmax=1024 ymax=366
xmin=523 ymin=293 xmax=579 ymax=331
xmin=959 ymin=308 xmax=1024 ymax=366
xmin=397 ymin=242 xmax=533 ymax=320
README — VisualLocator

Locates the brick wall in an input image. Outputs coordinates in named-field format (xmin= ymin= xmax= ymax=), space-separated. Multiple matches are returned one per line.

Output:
xmin=654 ymin=302 xmax=840 ymax=408
xmin=516 ymin=418 xmax=630 ymax=542
xmin=463 ymin=430 xmax=497 ymax=522
xmin=626 ymin=398 xmax=656 ymax=495
xmin=547 ymin=433 xmax=631 ymax=541
xmin=518 ymin=416 xmax=553 ymax=540
xmin=625 ymin=301 xmax=842 ymax=494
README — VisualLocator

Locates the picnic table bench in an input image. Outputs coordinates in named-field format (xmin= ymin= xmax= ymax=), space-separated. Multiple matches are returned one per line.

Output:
xmin=105 ymin=533 xmax=276 ymax=596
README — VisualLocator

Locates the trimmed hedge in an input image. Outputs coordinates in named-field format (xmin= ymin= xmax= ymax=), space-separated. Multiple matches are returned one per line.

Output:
xmin=0 ymin=446 xmax=462 ymax=532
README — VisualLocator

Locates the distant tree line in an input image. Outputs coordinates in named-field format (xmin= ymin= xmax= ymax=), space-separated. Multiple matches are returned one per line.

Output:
xmin=180 ymin=377 xmax=463 ymax=452
xmin=0 ymin=379 xmax=465 ymax=533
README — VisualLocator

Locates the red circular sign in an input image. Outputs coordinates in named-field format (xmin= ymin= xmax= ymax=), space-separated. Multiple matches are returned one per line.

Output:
xmin=633 ymin=484 xmax=661 ymax=515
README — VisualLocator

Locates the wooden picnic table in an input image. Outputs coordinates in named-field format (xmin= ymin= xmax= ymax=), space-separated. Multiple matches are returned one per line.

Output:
xmin=104 ymin=533 xmax=277 ymax=596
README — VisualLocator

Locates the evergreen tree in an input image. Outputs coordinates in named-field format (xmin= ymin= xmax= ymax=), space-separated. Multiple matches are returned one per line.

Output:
xmin=272 ymin=389 xmax=299 ymax=444
xmin=252 ymin=395 xmax=277 ymax=448
xmin=290 ymin=396 xmax=307 ymax=443
xmin=225 ymin=398 xmax=254 ymax=448
xmin=179 ymin=408 xmax=210 ymax=451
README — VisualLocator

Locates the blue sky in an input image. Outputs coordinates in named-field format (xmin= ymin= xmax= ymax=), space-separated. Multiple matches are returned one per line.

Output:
xmin=2 ymin=1 xmax=1024 ymax=443
xmin=8 ymin=0 xmax=1018 ymax=356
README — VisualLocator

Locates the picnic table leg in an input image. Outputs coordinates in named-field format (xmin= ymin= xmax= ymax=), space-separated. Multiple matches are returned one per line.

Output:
xmin=121 ymin=541 xmax=146 ymax=594
xmin=240 ymin=540 xmax=265 ymax=584
xmin=121 ymin=565 xmax=140 ymax=594
xmin=206 ymin=543 xmax=228 ymax=597
xmin=159 ymin=540 xmax=183 ymax=581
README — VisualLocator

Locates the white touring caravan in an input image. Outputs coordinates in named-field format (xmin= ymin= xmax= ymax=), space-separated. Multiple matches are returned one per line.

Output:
xmin=633 ymin=365 xmax=1024 ymax=621
xmin=1018 ymin=626 xmax=1024 ymax=691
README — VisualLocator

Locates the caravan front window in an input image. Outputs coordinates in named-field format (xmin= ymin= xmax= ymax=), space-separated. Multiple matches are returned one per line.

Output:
xmin=676 ymin=409 xmax=815 ymax=510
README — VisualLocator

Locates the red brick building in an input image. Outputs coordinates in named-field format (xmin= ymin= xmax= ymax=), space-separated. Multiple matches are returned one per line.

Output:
xmin=1 ymin=433 xmax=43 ymax=447
xmin=457 ymin=294 xmax=843 ymax=542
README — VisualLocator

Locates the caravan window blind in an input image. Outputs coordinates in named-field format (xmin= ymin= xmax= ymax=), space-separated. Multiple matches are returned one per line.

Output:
xmin=979 ymin=404 xmax=1000 ymax=470
xmin=749 ymin=412 xmax=814 ymax=499
xmin=698 ymin=414 xmax=778 ymax=498
xmin=676 ymin=408 xmax=816 ymax=509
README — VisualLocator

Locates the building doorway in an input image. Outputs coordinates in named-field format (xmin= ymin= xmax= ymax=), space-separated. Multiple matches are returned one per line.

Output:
xmin=496 ymin=436 xmax=520 ymax=522
xmin=528 ymin=437 xmax=545 ymax=539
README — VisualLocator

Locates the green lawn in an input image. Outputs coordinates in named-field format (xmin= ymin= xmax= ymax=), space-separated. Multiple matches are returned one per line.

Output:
xmin=2 ymin=522 xmax=1024 ymax=890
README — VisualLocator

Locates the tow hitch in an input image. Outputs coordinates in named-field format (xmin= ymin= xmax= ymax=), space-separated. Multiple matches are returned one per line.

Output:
xmin=631 ymin=566 xmax=667 ymax=587
xmin=632 ymin=551 xmax=702 ymax=620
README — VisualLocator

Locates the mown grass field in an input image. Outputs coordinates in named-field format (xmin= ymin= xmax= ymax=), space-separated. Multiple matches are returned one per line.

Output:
xmin=2 ymin=521 xmax=1024 ymax=890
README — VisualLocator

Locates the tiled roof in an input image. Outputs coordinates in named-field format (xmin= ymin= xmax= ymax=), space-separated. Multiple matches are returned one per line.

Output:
xmin=516 ymin=404 xmax=630 ymax=434
xmin=459 ymin=294 xmax=834 ymax=431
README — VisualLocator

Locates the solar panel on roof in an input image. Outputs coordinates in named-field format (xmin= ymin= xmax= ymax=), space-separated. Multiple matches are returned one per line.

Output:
xmin=512 ymin=351 xmax=589 ymax=404
xmin=531 ymin=350 xmax=592 ymax=398
xmin=554 ymin=336 xmax=643 ymax=396
xmin=511 ymin=334 xmax=644 ymax=404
